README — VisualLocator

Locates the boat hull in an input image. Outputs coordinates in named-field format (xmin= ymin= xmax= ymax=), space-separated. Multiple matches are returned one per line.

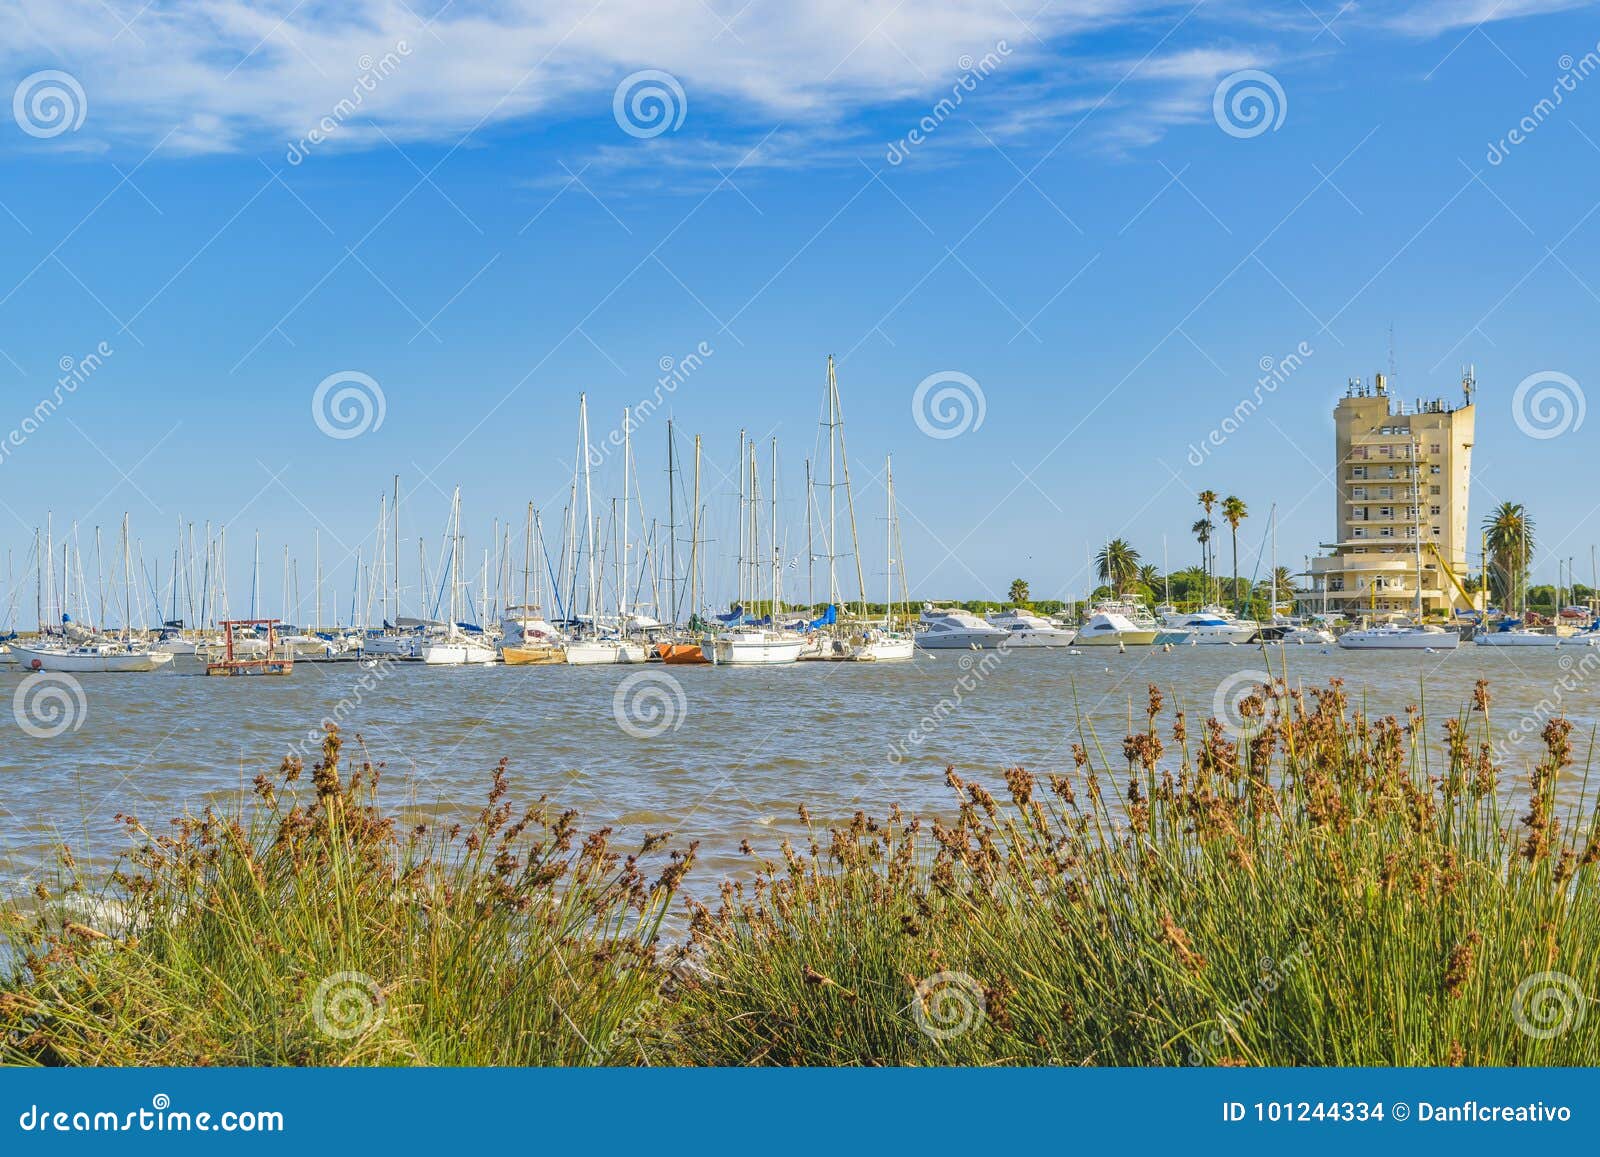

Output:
xmin=712 ymin=636 xmax=805 ymax=665
xmin=566 ymin=640 xmax=647 ymax=665
xmin=656 ymin=642 xmax=710 ymax=664
xmin=1475 ymin=633 xmax=1562 ymax=647
xmin=14 ymin=646 xmax=175 ymax=673
xmin=853 ymin=637 xmax=915 ymax=661
xmin=1338 ymin=630 xmax=1460 ymax=650
xmin=501 ymin=644 xmax=567 ymax=665
xmin=420 ymin=641 xmax=497 ymax=665
xmin=1074 ymin=630 xmax=1159 ymax=647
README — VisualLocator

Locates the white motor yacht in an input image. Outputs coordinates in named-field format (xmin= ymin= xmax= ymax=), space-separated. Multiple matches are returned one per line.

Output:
xmin=1337 ymin=621 xmax=1460 ymax=650
xmin=1074 ymin=611 xmax=1159 ymax=647
xmin=915 ymin=605 xmax=1009 ymax=649
xmin=1158 ymin=604 xmax=1258 ymax=645
xmin=985 ymin=609 xmax=1076 ymax=646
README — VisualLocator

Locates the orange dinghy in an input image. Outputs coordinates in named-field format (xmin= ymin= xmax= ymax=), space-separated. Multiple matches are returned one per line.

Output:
xmin=656 ymin=641 xmax=710 ymax=664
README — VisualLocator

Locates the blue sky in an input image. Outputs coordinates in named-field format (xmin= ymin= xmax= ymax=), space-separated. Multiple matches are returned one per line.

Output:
xmin=2 ymin=0 xmax=1599 ymax=624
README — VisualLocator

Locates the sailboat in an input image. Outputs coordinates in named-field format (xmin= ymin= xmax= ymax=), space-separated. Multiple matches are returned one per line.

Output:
xmin=567 ymin=395 xmax=647 ymax=665
xmin=502 ymin=504 xmax=566 ymax=664
xmin=711 ymin=434 xmax=803 ymax=665
xmin=851 ymin=454 xmax=914 ymax=661
xmin=1338 ymin=438 xmax=1460 ymax=650
xmin=420 ymin=488 xmax=497 ymax=665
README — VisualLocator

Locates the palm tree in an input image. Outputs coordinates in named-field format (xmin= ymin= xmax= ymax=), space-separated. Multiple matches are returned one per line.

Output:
xmin=1482 ymin=502 xmax=1535 ymax=612
xmin=1197 ymin=491 xmax=1218 ymax=597
xmin=1257 ymin=566 xmax=1299 ymax=610
xmin=1095 ymin=539 xmax=1141 ymax=594
xmin=1222 ymin=495 xmax=1248 ymax=611
xmin=1007 ymin=578 xmax=1030 ymax=606
xmin=1137 ymin=563 xmax=1162 ymax=599
xmin=1190 ymin=518 xmax=1213 ymax=599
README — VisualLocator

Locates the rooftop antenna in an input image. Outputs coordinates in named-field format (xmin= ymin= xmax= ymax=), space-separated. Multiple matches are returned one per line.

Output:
xmin=1462 ymin=364 xmax=1476 ymax=406
xmin=1387 ymin=322 xmax=1397 ymax=386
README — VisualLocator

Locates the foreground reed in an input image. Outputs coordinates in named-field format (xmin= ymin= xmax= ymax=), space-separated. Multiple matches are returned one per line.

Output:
xmin=0 ymin=730 xmax=692 ymax=1065
xmin=5 ymin=677 xmax=1599 ymax=1065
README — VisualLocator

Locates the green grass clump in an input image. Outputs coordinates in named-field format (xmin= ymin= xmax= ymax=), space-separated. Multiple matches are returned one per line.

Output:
xmin=1 ymin=729 xmax=692 ymax=1065
xmin=670 ymin=678 xmax=1600 ymax=1066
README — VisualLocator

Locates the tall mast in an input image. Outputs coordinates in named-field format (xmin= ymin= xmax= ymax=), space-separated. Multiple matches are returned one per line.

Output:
xmin=523 ymin=501 xmax=533 ymax=610
xmin=392 ymin=474 xmax=401 ymax=623
xmin=805 ymin=458 xmax=814 ymax=610
xmin=314 ymin=531 xmax=322 ymax=630
xmin=827 ymin=357 xmax=838 ymax=604
xmin=666 ymin=419 xmax=678 ymax=624
xmin=580 ymin=394 xmax=597 ymax=623
xmin=737 ymin=428 xmax=747 ymax=608
xmin=621 ymin=406 xmax=631 ymax=624
xmin=691 ymin=434 xmax=702 ymax=620
xmin=770 ymin=437 xmax=780 ymax=619
xmin=250 ymin=530 xmax=260 ymax=620
xmin=120 ymin=513 xmax=132 ymax=638
xmin=885 ymin=455 xmax=893 ymax=621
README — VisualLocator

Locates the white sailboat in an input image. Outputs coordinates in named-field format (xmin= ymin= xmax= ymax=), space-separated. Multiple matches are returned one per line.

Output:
xmin=567 ymin=395 xmax=646 ymax=666
xmin=421 ymin=488 xmax=497 ymax=665
xmin=849 ymin=454 xmax=915 ymax=661
xmin=712 ymin=434 xmax=803 ymax=665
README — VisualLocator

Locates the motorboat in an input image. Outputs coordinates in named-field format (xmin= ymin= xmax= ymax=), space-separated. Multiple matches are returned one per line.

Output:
xmin=915 ymin=605 xmax=1009 ymax=649
xmin=985 ymin=609 xmax=1076 ymax=646
xmin=1074 ymin=611 xmax=1159 ymax=647
xmin=1337 ymin=621 xmax=1460 ymax=650
xmin=1158 ymin=604 xmax=1258 ymax=645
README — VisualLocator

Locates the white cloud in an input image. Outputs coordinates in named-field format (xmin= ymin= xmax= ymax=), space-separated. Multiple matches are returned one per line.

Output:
xmin=2 ymin=0 xmax=1151 ymax=155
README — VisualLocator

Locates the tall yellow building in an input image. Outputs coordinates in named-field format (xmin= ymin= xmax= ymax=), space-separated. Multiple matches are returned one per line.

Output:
xmin=1305 ymin=370 xmax=1478 ymax=620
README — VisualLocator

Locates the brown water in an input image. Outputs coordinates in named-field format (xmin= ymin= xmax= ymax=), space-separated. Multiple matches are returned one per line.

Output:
xmin=3 ymin=643 xmax=1596 ymax=893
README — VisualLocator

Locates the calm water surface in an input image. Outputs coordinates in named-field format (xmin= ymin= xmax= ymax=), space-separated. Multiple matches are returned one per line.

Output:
xmin=3 ymin=644 xmax=1596 ymax=891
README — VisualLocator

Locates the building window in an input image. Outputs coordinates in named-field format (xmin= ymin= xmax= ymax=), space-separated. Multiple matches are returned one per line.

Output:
xmin=1430 ymin=485 xmax=1441 ymax=496
xmin=1433 ymin=527 xmax=1442 ymax=536
xmin=1352 ymin=466 xmax=1366 ymax=479
xmin=1430 ymin=505 xmax=1441 ymax=515
xmin=1430 ymin=443 xmax=1441 ymax=455
xmin=1430 ymin=465 xmax=1441 ymax=475
xmin=1352 ymin=527 xmax=1365 ymax=538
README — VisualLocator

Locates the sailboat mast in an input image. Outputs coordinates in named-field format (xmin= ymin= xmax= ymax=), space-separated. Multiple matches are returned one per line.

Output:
xmin=580 ymin=395 xmax=597 ymax=624
xmin=826 ymin=357 xmax=838 ymax=604
xmin=805 ymin=458 xmax=814 ymax=610
xmin=691 ymin=435 xmax=702 ymax=619
xmin=621 ymin=407 xmax=631 ymax=624
xmin=666 ymin=419 xmax=678 ymax=624
xmin=771 ymin=437 xmax=780 ymax=619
